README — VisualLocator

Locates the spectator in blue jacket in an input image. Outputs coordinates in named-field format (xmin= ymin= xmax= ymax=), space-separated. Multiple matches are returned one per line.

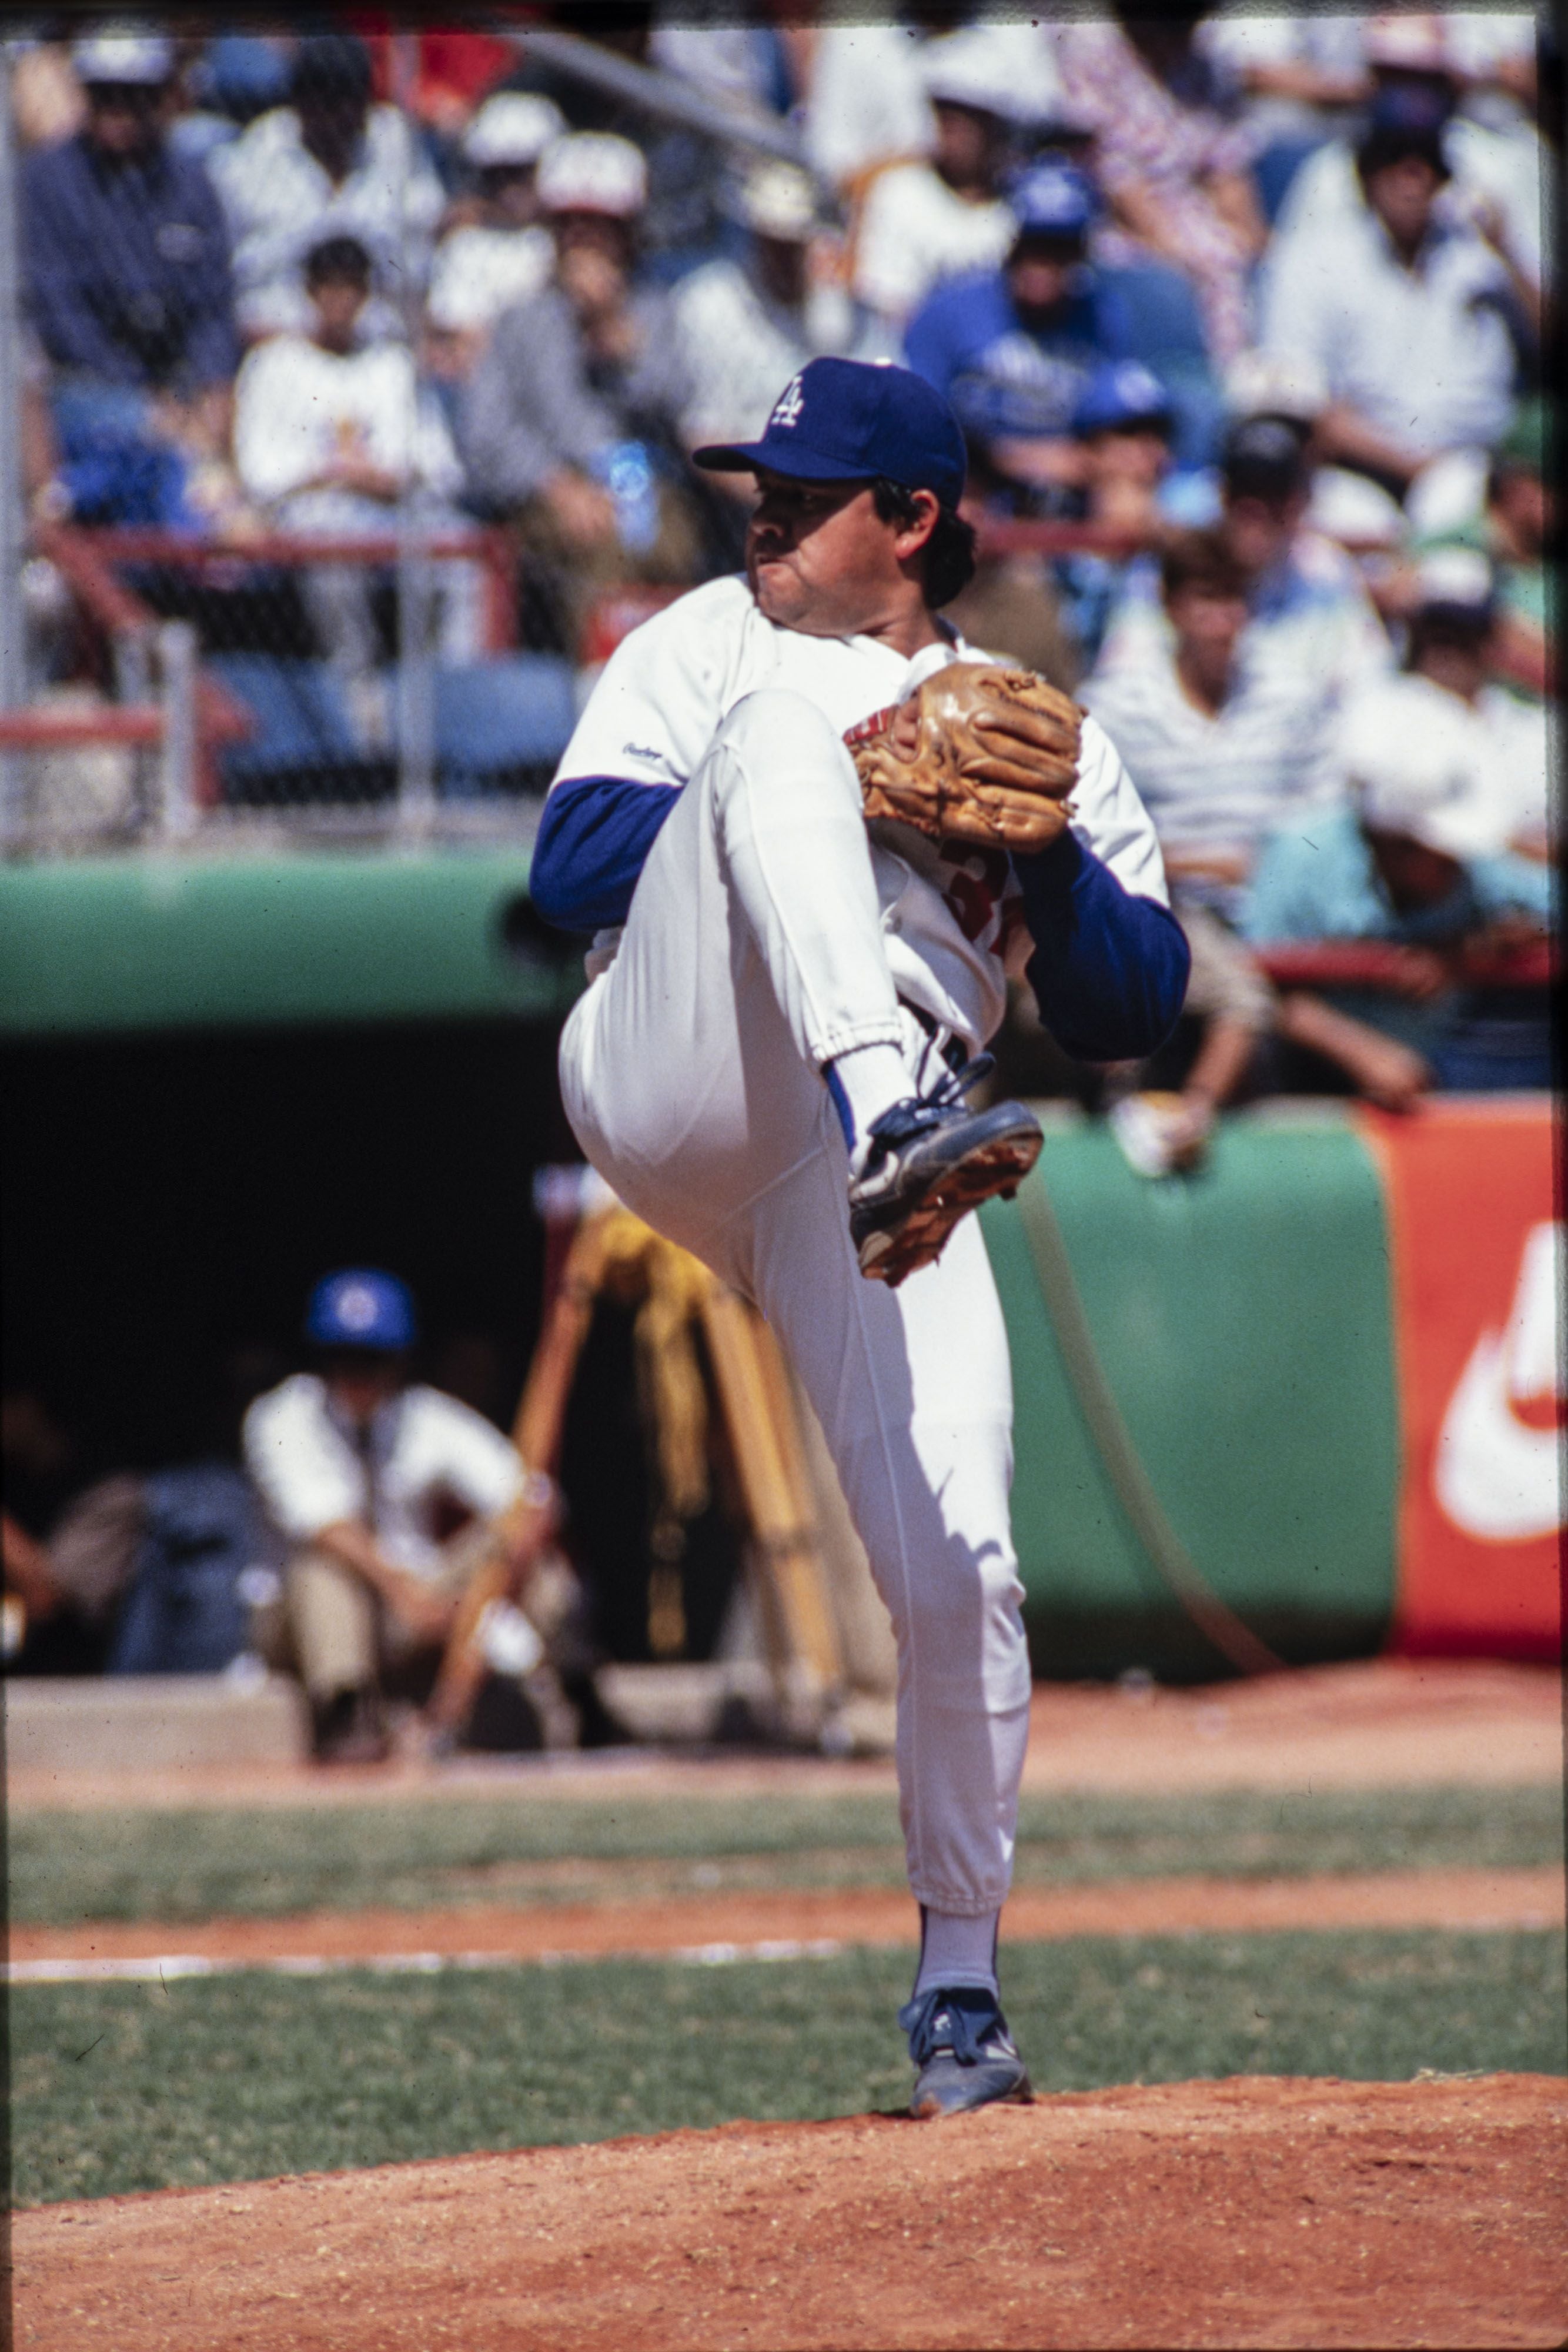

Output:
xmin=22 ymin=29 xmax=239 ymax=527
xmin=902 ymin=161 xmax=1134 ymax=516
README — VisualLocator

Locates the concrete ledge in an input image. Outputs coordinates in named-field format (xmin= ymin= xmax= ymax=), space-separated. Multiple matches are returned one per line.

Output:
xmin=3 ymin=1673 xmax=309 ymax=1775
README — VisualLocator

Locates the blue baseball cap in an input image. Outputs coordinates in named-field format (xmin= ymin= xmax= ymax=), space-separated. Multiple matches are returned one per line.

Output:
xmin=306 ymin=1268 xmax=417 ymax=1353
xmin=1074 ymin=360 xmax=1174 ymax=438
xmin=692 ymin=358 xmax=968 ymax=511
xmin=1008 ymin=160 xmax=1095 ymax=242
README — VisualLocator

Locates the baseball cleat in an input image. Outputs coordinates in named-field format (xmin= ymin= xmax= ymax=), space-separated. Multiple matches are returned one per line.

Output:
xmin=848 ymin=1057 xmax=1042 ymax=1287
xmin=899 ymin=1984 xmax=1034 ymax=2120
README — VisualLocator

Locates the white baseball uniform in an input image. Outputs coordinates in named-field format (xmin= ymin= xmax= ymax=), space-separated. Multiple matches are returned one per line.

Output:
xmin=548 ymin=573 xmax=1166 ymax=1920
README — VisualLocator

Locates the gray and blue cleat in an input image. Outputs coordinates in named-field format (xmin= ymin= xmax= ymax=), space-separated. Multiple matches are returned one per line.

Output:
xmin=899 ymin=1984 xmax=1034 ymax=2120
xmin=848 ymin=1056 xmax=1043 ymax=1288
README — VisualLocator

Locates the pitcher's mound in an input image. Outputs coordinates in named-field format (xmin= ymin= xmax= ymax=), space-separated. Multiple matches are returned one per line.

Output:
xmin=14 ymin=2074 xmax=1566 ymax=2350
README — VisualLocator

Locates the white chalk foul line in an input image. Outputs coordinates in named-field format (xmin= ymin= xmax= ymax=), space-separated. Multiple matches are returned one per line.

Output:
xmin=5 ymin=1937 xmax=855 ymax=1986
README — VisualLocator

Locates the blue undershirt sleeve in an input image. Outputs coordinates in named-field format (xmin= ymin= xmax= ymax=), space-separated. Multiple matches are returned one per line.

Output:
xmin=529 ymin=774 xmax=680 ymax=933
xmin=1015 ymin=830 xmax=1191 ymax=1061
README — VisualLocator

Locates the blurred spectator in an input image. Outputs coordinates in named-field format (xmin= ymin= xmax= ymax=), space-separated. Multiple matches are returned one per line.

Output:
xmin=8 ymin=34 xmax=88 ymax=150
xmin=1271 ymin=15 xmax=1546 ymax=310
xmin=463 ymin=133 xmax=699 ymax=657
xmin=1404 ymin=398 xmax=1555 ymax=703
xmin=672 ymin=159 xmax=886 ymax=490
xmin=1245 ymin=548 xmax=1554 ymax=1097
xmin=1097 ymin=412 xmax=1392 ymax=706
xmin=168 ymin=34 xmax=291 ymax=168
xmin=1335 ymin=550 xmax=1550 ymax=863
xmin=1085 ymin=528 xmax=1343 ymax=919
xmin=232 ymin=234 xmax=480 ymax=747
xmin=425 ymin=93 xmax=564 ymax=375
xmin=242 ymin=1269 xmax=536 ymax=1762
xmin=22 ymin=28 xmax=239 ymax=529
xmin=1260 ymin=106 xmax=1534 ymax=514
xmin=1052 ymin=360 xmax=1203 ymax=670
xmin=850 ymin=33 xmax=1027 ymax=331
xmin=903 ymin=162 xmax=1132 ymax=512
xmin=807 ymin=14 xmax=1079 ymax=196
xmin=210 ymin=32 xmax=444 ymax=340
xmin=1055 ymin=7 xmax=1266 ymax=363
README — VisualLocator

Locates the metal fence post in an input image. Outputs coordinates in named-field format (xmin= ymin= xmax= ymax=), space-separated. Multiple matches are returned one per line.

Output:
xmin=0 ymin=41 xmax=29 ymax=847
xmin=158 ymin=619 xmax=198 ymax=841
xmin=392 ymin=31 xmax=436 ymax=844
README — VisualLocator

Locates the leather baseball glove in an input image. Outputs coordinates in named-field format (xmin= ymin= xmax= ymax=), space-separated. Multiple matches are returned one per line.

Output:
xmin=844 ymin=663 xmax=1082 ymax=854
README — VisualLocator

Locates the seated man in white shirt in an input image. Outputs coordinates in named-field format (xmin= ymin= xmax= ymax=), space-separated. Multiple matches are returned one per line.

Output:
xmin=210 ymin=31 xmax=445 ymax=343
xmin=232 ymin=232 xmax=482 ymax=749
xmin=673 ymin=160 xmax=888 ymax=557
xmin=425 ymin=92 xmax=564 ymax=382
xmin=242 ymin=1269 xmax=546 ymax=1763
xmin=851 ymin=33 xmax=1024 ymax=333
xmin=1259 ymin=105 xmax=1531 ymax=514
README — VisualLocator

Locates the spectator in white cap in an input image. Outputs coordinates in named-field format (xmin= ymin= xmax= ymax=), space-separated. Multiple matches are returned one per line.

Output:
xmin=671 ymin=159 xmax=889 ymax=522
xmin=850 ymin=32 xmax=1029 ymax=331
xmin=424 ymin=93 xmax=565 ymax=376
xmin=21 ymin=26 xmax=239 ymax=526
xmin=463 ymin=132 xmax=699 ymax=657
xmin=1243 ymin=543 xmax=1554 ymax=1099
xmin=209 ymin=32 xmax=444 ymax=339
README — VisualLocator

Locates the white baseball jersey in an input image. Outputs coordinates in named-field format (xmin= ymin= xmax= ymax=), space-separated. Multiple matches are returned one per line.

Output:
xmin=553 ymin=572 xmax=1167 ymax=1050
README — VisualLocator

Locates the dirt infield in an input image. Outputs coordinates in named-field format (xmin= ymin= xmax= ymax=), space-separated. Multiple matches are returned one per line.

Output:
xmin=14 ymin=2074 xmax=1564 ymax=2350
xmin=10 ymin=1865 xmax=1563 ymax=1977
xmin=9 ymin=1659 xmax=1560 ymax=1812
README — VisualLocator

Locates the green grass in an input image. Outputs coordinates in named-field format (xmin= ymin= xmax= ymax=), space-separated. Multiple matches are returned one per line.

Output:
xmin=9 ymin=1929 xmax=1563 ymax=2207
xmin=11 ymin=1784 xmax=1562 ymax=1927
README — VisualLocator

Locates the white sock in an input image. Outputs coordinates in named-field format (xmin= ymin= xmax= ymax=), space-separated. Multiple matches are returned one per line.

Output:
xmin=914 ymin=1907 xmax=1001 ymax=1997
xmin=825 ymin=1041 xmax=912 ymax=1157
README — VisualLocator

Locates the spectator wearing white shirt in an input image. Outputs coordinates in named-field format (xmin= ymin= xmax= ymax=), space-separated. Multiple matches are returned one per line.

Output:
xmin=425 ymin=92 xmax=564 ymax=379
xmin=1097 ymin=413 xmax=1392 ymax=721
xmin=1269 ymin=14 xmax=1546 ymax=309
xmin=232 ymin=233 xmax=481 ymax=748
xmin=672 ymin=159 xmax=889 ymax=538
xmin=242 ymin=1269 xmax=541 ymax=1762
xmin=1082 ymin=530 xmax=1285 ymax=1174
xmin=850 ymin=33 xmax=1029 ymax=333
xmin=210 ymin=33 xmax=445 ymax=341
xmin=1260 ymin=104 xmax=1533 ymax=513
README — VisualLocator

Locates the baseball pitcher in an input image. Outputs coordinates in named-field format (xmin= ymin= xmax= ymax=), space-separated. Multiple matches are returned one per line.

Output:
xmin=531 ymin=359 xmax=1189 ymax=2116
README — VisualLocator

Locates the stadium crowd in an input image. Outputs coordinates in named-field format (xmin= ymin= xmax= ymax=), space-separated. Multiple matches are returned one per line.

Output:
xmin=10 ymin=8 xmax=1559 ymax=1150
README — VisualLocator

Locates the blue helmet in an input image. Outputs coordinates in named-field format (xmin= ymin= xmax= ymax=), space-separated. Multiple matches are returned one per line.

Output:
xmin=305 ymin=1269 xmax=417 ymax=1353
xmin=1008 ymin=160 xmax=1096 ymax=242
xmin=1074 ymin=360 xmax=1174 ymax=439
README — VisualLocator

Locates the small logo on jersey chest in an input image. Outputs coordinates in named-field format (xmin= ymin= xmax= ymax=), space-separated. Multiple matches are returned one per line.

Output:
xmin=770 ymin=375 xmax=805 ymax=429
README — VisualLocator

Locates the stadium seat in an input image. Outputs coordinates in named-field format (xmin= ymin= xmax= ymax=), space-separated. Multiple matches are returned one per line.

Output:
xmin=433 ymin=656 xmax=577 ymax=796
xmin=1100 ymin=260 xmax=1226 ymax=470
xmin=206 ymin=653 xmax=389 ymax=804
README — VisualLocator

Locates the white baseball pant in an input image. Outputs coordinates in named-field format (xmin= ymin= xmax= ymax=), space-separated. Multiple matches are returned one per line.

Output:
xmin=559 ymin=688 xmax=1031 ymax=1916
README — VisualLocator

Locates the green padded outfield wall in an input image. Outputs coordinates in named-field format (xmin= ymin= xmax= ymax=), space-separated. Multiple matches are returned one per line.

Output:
xmin=0 ymin=853 xmax=576 ymax=1035
xmin=981 ymin=1111 xmax=1400 ymax=1678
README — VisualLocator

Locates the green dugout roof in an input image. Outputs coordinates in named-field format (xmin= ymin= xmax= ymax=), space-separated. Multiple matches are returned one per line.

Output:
xmin=0 ymin=850 xmax=580 ymax=1036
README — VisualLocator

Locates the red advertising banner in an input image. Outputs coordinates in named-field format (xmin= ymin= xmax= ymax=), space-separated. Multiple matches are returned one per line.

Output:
xmin=1358 ymin=1101 xmax=1562 ymax=1661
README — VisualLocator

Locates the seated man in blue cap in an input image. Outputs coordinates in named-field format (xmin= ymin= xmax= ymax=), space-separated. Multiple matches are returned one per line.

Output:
xmin=903 ymin=160 xmax=1136 ymax=519
xmin=243 ymin=1269 xmax=553 ymax=1762
xmin=527 ymin=355 xmax=1188 ymax=2114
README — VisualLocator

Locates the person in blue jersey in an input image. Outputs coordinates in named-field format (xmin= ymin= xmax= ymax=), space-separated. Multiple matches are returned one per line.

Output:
xmin=902 ymin=159 xmax=1135 ymax=517
xmin=527 ymin=358 xmax=1189 ymax=2119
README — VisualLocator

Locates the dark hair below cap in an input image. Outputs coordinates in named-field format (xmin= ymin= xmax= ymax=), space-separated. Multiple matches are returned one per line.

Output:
xmin=1222 ymin=415 xmax=1308 ymax=502
xmin=292 ymin=32 xmax=372 ymax=105
xmin=1161 ymin=528 xmax=1250 ymax=604
xmin=305 ymin=232 xmax=373 ymax=285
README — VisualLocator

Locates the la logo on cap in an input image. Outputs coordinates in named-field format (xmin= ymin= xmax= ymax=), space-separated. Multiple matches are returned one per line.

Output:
xmin=770 ymin=375 xmax=805 ymax=429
